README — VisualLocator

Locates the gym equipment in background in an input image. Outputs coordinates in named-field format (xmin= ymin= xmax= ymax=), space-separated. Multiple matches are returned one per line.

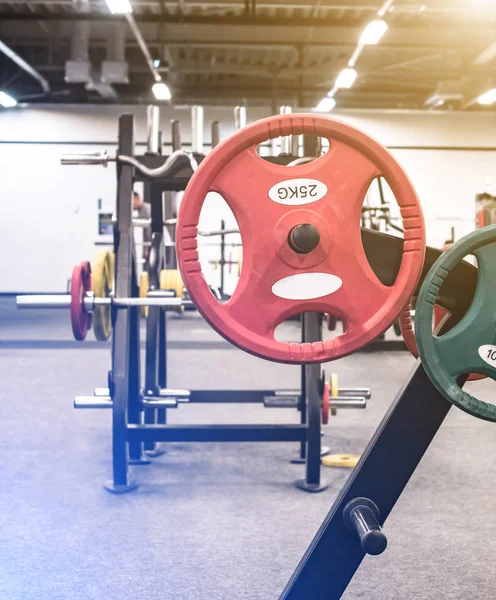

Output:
xmin=361 ymin=177 xmax=404 ymax=234
xmin=177 ymin=113 xmax=425 ymax=363
xmin=416 ymin=225 xmax=496 ymax=420
xmin=17 ymin=107 xmax=370 ymax=494
xmin=476 ymin=191 xmax=496 ymax=228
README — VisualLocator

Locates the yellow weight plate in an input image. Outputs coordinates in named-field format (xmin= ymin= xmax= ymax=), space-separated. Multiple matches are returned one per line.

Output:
xmin=92 ymin=250 xmax=113 ymax=341
xmin=329 ymin=372 xmax=339 ymax=416
xmin=160 ymin=269 xmax=184 ymax=313
xmin=160 ymin=269 xmax=184 ymax=299
xmin=139 ymin=271 xmax=149 ymax=318
xmin=322 ymin=454 xmax=360 ymax=468
xmin=330 ymin=373 xmax=339 ymax=398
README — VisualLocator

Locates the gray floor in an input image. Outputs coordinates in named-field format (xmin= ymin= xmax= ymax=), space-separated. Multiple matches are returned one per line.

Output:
xmin=1 ymin=297 xmax=495 ymax=600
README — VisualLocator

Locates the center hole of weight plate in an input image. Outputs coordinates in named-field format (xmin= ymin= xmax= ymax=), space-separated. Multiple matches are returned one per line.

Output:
xmin=288 ymin=223 xmax=321 ymax=254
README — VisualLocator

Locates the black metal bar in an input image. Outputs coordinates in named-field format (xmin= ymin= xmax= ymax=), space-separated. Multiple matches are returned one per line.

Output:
xmin=127 ymin=254 xmax=144 ymax=462
xmin=107 ymin=113 xmax=136 ymax=492
xmin=302 ymin=312 xmax=325 ymax=490
xmin=144 ymin=183 xmax=166 ymax=450
xmin=299 ymin=317 xmax=307 ymax=460
xmin=279 ymin=364 xmax=457 ymax=599
xmin=158 ymin=309 xmax=167 ymax=425
xmin=303 ymin=135 xmax=318 ymax=158
xmin=128 ymin=424 xmax=307 ymax=443
xmin=189 ymin=390 xmax=299 ymax=403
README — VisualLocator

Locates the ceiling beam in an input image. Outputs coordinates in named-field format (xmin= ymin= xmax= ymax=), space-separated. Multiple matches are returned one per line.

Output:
xmin=0 ymin=10 xmax=495 ymax=30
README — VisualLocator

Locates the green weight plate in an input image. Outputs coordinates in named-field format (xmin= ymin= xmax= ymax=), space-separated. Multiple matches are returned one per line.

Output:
xmin=415 ymin=225 xmax=496 ymax=421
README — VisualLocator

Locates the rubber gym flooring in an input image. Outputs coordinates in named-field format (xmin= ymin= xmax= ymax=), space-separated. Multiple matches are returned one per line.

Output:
xmin=0 ymin=295 xmax=495 ymax=600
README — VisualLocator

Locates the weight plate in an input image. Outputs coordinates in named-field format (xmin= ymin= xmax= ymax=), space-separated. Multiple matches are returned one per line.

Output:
xmin=92 ymin=250 xmax=113 ymax=341
xmin=416 ymin=225 xmax=496 ymax=421
xmin=160 ymin=269 xmax=184 ymax=313
xmin=139 ymin=271 xmax=149 ymax=318
xmin=177 ymin=113 xmax=426 ymax=363
xmin=322 ymin=381 xmax=330 ymax=425
xmin=70 ymin=261 xmax=92 ymax=341
xmin=322 ymin=454 xmax=360 ymax=468
xmin=160 ymin=269 xmax=184 ymax=299
xmin=330 ymin=372 xmax=339 ymax=398
xmin=400 ymin=301 xmax=485 ymax=382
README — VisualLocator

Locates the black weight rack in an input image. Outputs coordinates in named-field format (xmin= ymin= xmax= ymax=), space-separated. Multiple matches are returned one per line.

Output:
xmin=67 ymin=107 xmax=369 ymax=493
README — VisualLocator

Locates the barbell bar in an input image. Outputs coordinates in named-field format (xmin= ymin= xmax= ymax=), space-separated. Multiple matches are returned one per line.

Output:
xmin=74 ymin=396 xmax=181 ymax=409
xmin=264 ymin=396 xmax=367 ymax=409
xmin=94 ymin=387 xmax=191 ymax=400
xmin=16 ymin=293 xmax=193 ymax=311
xmin=61 ymin=149 xmax=198 ymax=178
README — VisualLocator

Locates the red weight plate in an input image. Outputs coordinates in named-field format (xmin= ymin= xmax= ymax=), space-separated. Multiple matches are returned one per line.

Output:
xmin=70 ymin=261 xmax=92 ymax=341
xmin=322 ymin=381 xmax=330 ymax=425
xmin=399 ymin=302 xmax=485 ymax=382
xmin=177 ymin=114 xmax=426 ymax=363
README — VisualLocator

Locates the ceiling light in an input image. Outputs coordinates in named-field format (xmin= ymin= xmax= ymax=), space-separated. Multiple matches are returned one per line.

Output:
xmin=153 ymin=59 xmax=161 ymax=68
xmin=0 ymin=91 xmax=17 ymax=108
xmin=315 ymin=97 xmax=336 ymax=112
xmin=477 ymin=88 xmax=496 ymax=105
xmin=335 ymin=68 xmax=357 ymax=89
xmin=152 ymin=82 xmax=172 ymax=101
xmin=359 ymin=20 xmax=389 ymax=45
xmin=104 ymin=0 xmax=133 ymax=14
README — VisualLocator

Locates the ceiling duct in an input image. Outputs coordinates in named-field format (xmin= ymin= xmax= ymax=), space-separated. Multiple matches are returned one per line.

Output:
xmin=102 ymin=24 xmax=129 ymax=85
xmin=65 ymin=0 xmax=119 ymax=99
xmin=65 ymin=0 xmax=91 ymax=83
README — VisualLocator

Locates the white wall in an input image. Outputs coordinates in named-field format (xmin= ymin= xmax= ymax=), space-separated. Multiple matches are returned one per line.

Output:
xmin=0 ymin=104 xmax=495 ymax=293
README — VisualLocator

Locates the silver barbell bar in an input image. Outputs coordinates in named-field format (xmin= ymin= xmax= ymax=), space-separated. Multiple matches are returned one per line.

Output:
xmin=330 ymin=397 xmax=367 ymax=409
xmin=61 ymin=150 xmax=198 ymax=178
xmin=74 ymin=396 xmax=181 ymax=409
xmin=93 ymin=387 xmax=190 ymax=400
xmin=16 ymin=294 xmax=192 ymax=311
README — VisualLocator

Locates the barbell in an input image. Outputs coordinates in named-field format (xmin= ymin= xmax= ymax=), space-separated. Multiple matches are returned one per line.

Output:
xmin=16 ymin=258 xmax=192 ymax=341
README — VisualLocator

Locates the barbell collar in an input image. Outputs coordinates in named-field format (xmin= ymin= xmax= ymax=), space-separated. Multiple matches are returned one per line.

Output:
xmin=61 ymin=151 xmax=113 ymax=166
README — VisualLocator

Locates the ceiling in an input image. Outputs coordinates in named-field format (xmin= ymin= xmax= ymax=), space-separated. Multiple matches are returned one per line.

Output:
xmin=0 ymin=0 xmax=495 ymax=109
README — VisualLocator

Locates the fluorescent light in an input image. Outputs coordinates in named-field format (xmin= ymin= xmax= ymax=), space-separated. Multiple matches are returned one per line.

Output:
xmin=315 ymin=97 xmax=336 ymax=112
xmin=335 ymin=68 xmax=357 ymax=89
xmin=0 ymin=91 xmax=17 ymax=108
xmin=477 ymin=88 xmax=496 ymax=105
xmin=152 ymin=82 xmax=172 ymax=101
xmin=104 ymin=0 xmax=133 ymax=14
xmin=359 ymin=20 xmax=388 ymax=45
